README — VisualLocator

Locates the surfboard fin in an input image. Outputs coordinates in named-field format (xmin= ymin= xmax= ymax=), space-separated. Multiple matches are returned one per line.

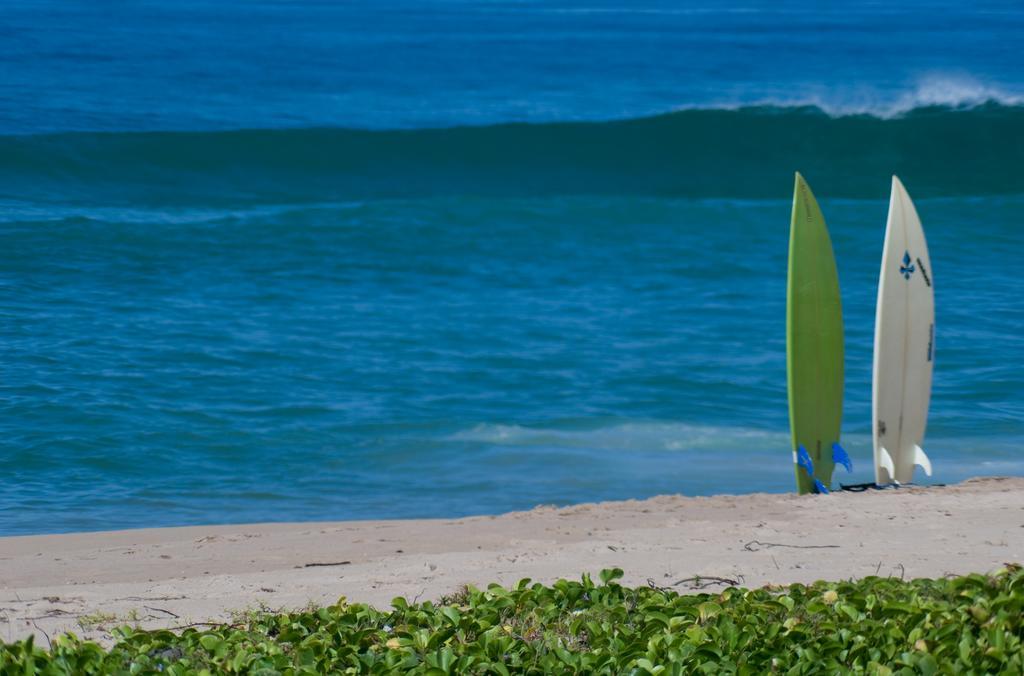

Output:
xmin=796 ymin=445 xmax=814 ymax=476
xmin=913 ymin=445 xmax=933 ymax=476
xmin=795 ymin=446 xmax=829 ymax=494
xmin=832 ymin=443 xmax=852 ymax=473
xmin=878 ymin=446 xmax=896 ymax=483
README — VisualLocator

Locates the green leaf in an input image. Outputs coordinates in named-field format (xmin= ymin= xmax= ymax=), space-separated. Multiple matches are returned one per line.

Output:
xmin=441 ymin=606 xmax=461 ymax=626
xmin=697 ymin=602 xmax=722 ymax=623
xmin=198 ymin=634 xmax=222 ymax=652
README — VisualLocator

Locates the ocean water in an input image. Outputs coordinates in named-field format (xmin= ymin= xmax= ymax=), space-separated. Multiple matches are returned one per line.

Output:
xmin=1 ymin=1 xmax=1022 ymax=535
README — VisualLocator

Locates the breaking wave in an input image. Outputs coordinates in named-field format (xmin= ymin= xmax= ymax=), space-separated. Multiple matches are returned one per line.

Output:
xmin=1 ymin=101 xmax=1022 ymax=205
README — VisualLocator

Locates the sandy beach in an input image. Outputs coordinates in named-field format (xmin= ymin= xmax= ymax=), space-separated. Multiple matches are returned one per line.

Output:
xmin=2 ymin=476 xmax=1021 ymax=646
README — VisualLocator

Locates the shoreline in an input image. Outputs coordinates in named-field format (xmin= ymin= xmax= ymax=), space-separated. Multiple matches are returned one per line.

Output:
xmin=2 ymin=476 xmax=1022 ymax=645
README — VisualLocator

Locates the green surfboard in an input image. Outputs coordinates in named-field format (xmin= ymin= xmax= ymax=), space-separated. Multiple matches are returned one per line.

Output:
xmin=787 ymin=173 xmax=844 ymax=494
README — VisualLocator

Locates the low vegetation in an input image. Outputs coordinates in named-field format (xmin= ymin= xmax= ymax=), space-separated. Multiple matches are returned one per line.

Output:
xmin=2 ymin=566 xmax=1021 ymax=674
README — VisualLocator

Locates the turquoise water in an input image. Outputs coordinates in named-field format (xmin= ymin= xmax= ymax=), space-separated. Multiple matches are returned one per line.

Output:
xmin=2 ymin=2 xmax=1023 ymax=535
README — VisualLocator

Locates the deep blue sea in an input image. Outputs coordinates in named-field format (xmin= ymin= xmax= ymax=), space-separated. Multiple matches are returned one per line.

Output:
xmin=2 ymin=1 xmax=1022 ymax=535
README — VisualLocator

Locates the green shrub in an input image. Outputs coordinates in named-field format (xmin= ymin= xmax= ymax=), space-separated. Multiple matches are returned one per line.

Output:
xmin=2 ymin=566 xmax=1021 ymax=674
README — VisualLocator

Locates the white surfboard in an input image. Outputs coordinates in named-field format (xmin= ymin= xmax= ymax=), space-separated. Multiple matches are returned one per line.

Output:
xmin=872 ymin=176 xmax=934 ymax=484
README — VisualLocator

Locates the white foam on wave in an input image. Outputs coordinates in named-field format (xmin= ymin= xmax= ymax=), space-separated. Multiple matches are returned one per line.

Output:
xmin=450 ymin=423 xmax=1024 ymax=485
xmin=674 ymin=74 xmax=1024 ymax=119
xmin=0 ymin=198 xmax=373 ymax=226
xmin=892 ymin=75 xmax=1023 ymax=111
xmin=534 ymin=7 xmax=762 ymax=16
xmin=449 ymin=420 xmax=790 ymax=454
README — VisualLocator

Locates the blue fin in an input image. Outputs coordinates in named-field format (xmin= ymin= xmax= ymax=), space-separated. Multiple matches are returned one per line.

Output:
xmin=813 ymin=479 xmax=830 ymax=495
xmin=796 ymin=445 xmax=814 ymax=476
xmin=832 ymin=443 xmax=852 ymax=473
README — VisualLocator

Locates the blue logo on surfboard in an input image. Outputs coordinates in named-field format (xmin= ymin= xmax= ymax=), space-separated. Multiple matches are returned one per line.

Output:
xmin=900 ymin=251 xmax=915 ymax=280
